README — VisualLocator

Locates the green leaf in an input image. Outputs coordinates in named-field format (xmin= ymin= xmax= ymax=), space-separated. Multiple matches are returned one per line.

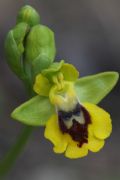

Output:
xmin=11 ymin=95 xmax=55 ymax=126
xmin=74 ymin=72 xmax=119 ymax=104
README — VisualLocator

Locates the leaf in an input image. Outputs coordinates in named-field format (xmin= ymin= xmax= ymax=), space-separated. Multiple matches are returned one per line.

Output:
xmin=11 ymin=95 xmax=55 ymax=126
xmin=74 ymin=72 xmax=119 ymax=104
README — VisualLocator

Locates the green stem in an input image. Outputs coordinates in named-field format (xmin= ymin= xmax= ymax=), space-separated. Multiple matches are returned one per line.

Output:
xmin=0 ymin=126 xmax=33 ymax=177
xmin=0 ymin=75 xmax=35 ymax=177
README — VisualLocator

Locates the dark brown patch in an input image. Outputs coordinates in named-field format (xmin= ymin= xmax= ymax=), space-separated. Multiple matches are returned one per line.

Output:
xmin=58 ymin=104 xmax=91 ymax=147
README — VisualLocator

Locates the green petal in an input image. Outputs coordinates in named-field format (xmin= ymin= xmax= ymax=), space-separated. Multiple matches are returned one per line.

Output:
xmin=42 ymin=60 xmax=64 ymax=77
xmin=11 ymin=95 xmax=55 ymax=126
xmin=42 ymin=61 xmax=79 ymax=82
xmin=60 ymin=63 xmax=79 ymax=81
xmin=75 ymin=72 xmax=119 ymax=104
xmin=33 ymin=74 xmax=51 ymax=96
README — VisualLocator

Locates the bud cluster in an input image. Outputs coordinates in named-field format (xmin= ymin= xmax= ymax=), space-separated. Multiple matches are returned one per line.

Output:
xmin=5 ymin=5 xmax=56 ymax=91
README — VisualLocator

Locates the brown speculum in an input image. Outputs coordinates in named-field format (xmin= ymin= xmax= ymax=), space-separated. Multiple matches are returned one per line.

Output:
xmin=58 ymin=103 xmax=91 ymax=147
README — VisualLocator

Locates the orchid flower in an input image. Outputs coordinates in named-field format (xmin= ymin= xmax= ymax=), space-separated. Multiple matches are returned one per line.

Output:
xmin=11 ymin=60 xmax=119 ymax=159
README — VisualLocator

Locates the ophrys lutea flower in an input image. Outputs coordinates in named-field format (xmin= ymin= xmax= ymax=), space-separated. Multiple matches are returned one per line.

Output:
xmin=12 ymin=60 xmax=119 ymax=159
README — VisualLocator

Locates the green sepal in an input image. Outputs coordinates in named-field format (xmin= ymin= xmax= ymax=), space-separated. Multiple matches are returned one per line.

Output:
xmin=5 ymin=22 xmax=29 ymax=80
xmin=11 ymin=95 xmax=55 ymax=126
xmin=75 ymin=72 xmax=119 ymax=104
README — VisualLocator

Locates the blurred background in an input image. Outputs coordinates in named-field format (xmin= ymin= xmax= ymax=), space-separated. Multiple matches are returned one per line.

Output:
xmin=0 ymin=0 xmax=120 ymax=179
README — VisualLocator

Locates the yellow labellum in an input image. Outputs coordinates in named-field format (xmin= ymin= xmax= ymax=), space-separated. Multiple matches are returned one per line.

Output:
xmin=44 ymin=103 xmax=112 ymax=159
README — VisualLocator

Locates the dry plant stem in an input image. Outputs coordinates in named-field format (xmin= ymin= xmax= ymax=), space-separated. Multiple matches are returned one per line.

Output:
xmin=0 ymin=126 xmax=33 ymax=177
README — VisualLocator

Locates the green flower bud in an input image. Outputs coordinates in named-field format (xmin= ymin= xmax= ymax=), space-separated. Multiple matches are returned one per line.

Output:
xmin=5 ymin=5 xmax=56 ymax=93
xmin=17 ymin=5 xmax=40 ymax=27
xmin=5 ymin=22 xmax=29 ymax=80
xmin=24 ymin=24 xmax=56 ymax=77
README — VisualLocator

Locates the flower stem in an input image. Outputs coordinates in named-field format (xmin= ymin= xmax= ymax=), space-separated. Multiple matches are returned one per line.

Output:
xmin=0 ymin=126 xmax=33 ymax=177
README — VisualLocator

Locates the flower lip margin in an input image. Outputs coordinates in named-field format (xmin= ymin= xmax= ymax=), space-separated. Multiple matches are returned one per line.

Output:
xmin=44 ymin=102 xmax=112 ymax=159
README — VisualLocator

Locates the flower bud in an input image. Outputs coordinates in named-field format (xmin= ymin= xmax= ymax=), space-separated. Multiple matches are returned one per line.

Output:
xmin=24 ymin=24 xmax=56 ymax=77
xmin=5 ymin=22 xmax=29 ymax=80
xmin=5 ymin=5 xmax=56 ymax=92
xmin=17 ymin=5 xmax=40 ymax=27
